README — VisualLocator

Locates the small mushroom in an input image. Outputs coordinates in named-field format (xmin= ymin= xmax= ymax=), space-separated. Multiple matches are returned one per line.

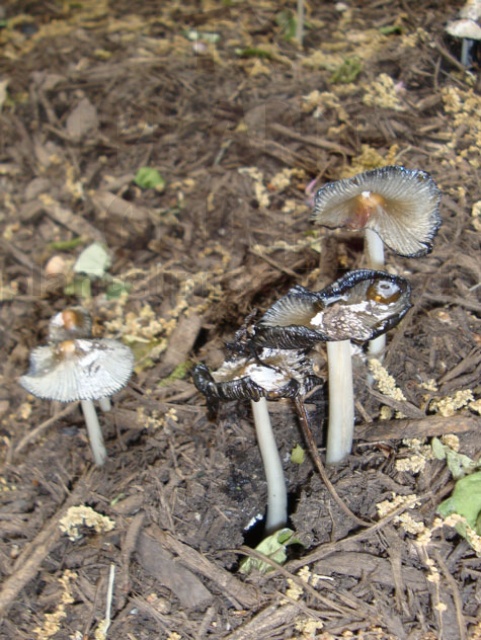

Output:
xmin=254 ymin=270 xmax=412 ymax=464
xmin=20 ymin=338 xmax=134 ymax=465
xmin=312 ymin=166 xmax=440 ymax=357
xmin=48 ymin=307 xmax=112 ymax=411
xmin=194 ymin=348 xmax=319 ymax=533
xmin=446 ymin=0 xmax=481 ymax=66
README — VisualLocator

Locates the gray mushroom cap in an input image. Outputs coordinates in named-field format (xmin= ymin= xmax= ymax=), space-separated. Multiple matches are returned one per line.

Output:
xmin=20 ymin=338 xmax=134 ymax=403
xmin=313 ymin=166 xmax=441 ymax=257
xmin=48 ymin=307 xmax=93 ymax=342
xmin=255 ymin=270 xmax=412 ymax=349
xmin=445 ymin=18 xmax=481 ymax=39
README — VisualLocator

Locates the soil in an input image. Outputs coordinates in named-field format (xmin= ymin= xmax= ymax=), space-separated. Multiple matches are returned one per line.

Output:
xmin=0 ymin=1 xmax=481 ymax=639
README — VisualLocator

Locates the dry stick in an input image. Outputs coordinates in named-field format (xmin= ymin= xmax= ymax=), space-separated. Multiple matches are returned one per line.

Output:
xmin=293 ymin=398 xmax=370 ymax=528
xmin=432 ymin=549 xmax=467 ymax=640
xmin=0 ymin=476 xmax=89 ymax=617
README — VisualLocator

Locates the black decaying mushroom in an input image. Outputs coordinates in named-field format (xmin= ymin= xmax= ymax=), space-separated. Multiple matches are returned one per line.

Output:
xmin=254 ymin=270 xmax=412 ymax=464
xmin=20 ymin=310 xmax=134 ymax=466
xmin=194 ymin=347 xmax=320 ymax=533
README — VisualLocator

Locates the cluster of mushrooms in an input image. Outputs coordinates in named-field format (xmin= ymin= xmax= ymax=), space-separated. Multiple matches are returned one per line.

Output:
xmin=19 ymin=165 xmax=441 ymax=536
xmin=194 ymin=165 xmax=442 ymax=533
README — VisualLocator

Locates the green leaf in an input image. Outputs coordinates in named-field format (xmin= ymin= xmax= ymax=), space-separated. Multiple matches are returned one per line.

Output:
xmin=134 ymin=167 xmax=166 ymax=191
xmin=379 ymin=25 xmax=403 ymax=35
xmin=275 ymin=9 xmax=297 ymax=41
xmin=239 ymin=528 xmax=302 ymax=574
xmin=330 ymin=57 xmax=362 ymax=84
xmin=73 ymin=242 xmax=111 ymax=279
xmin=290 ymin=444 xmax=305 ymax=465
xmin=437 ymin=472 xmax=481 ymax=532
xmin=235 ymin=48 xmax=273 ymax=60
xmin=105 ymin=280 xmax=131 ymax=300
xmin=431 ymin=437 xmax=478 ymax=479
xmin=184 ymin=29 xmax=221 ymax=44
xmin=48 ymin=237 xmax=85 ymax=251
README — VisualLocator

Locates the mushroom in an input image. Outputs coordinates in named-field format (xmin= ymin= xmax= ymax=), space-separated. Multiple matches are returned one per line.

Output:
xmin=312 ymin=165 xmax=440 ymax=356
xmin=20 ymin=338 xmax=134 ymax=465
xmin=48 ymin=307 xmax=112 ymax=412
xmin=193 ymin=347 xmax=319 ymax=533
xmin=255 ymin=270 xmax=412 ymax=464
xmin=446 ymin=0 xmax=481 ymax=66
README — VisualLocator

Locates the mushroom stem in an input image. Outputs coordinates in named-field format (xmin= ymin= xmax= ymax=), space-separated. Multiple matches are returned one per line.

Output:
xmin=326 ymin=340 xmax=354 ymax=465
xmin=80 ymin=400 xmax=107 ymax=466
xmin=461 ymin=38 xmax=472 ymax=66
xmin=365 ymin=228 xmax=387 ymax=359
xmin=98 ymin=397 xmax=111 ymax=412
xmin=251 ymin=398 xmax=288 ymax=533
xmin=364 ymin=228 xmax=385 ymax=271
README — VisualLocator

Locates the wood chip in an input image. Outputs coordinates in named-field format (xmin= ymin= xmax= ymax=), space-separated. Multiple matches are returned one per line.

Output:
xmin=136 ymin=527 xmax=213 ymax=610
xmin=66 ymin=98 xmax=99 ymax=141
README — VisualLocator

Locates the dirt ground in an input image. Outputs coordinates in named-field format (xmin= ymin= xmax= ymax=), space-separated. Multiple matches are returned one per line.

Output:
xmin=0 ymin=0 xmax=481 ymax=638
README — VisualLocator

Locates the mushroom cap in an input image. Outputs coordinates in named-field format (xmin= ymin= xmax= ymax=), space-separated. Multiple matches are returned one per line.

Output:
xmin=20 ymin=338 xmax=134 ymax=402
xmin=445 ymin=18 xmax=481 ymax=39
xmin=255 ymin=269 xmax=412 ymax=349
xmin=312 ymin=166 xmax=441 ymax=257
xmin=193 ymin=348 xmax=320 ymax=402
xmin=48 ymin=307 xmax=93 ymax=342
xmin=459 ymin=0 xmax=481 ymax=21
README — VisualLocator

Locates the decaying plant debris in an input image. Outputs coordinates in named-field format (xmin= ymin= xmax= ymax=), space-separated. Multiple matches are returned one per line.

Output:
xmin=0 ymin=1 xmax=481 ymax=638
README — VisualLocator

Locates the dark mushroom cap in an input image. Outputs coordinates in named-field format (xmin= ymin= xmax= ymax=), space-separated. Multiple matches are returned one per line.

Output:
xmin=193 ymin=348 xmax=320 ymax=403
xmin=48 ymin=307 xmax=93 ymax=342
xmin=313 ymin=166 xmax=441 ymax=257
xmin=20 ymin=338 xmax=134 ymax=402
xmin=255 ymin=270 xmax=412 ymax=349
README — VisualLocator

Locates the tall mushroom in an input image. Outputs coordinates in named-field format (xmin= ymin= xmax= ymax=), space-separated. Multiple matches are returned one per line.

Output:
xmin=255 ymin=270 xmax=412 ymax=464
xmin=20 ymin=337 xmax=134 ymax=465
xmin=312 ymin=165 xmax=440 ymax=356
xmin=194 ymin=347 xmax=319 ymax=533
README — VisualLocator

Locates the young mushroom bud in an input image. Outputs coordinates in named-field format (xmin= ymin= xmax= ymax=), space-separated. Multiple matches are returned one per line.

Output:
xmin=48 ymin=307 xmax=93 ymax=342
xmin=254 ymin=270 xmax=412 ymax=464
xmin=20 ymin=338 xmax=134 ymax=466
xmin=194 ymin=348 xmax=320 ymax=533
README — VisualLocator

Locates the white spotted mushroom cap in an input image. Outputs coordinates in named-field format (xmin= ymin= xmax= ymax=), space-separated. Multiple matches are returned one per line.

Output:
xmin=20 ymin=338 xmax=134 ymax=403
xmin=313 ymin=166 xmax=442 ymax=257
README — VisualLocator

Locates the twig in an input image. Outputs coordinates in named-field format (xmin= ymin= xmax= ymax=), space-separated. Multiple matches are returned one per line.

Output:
xmin=293 ymin=398 xmax=371 ymax=528
xmin=0 ymin=476 xmax=89 ymax=616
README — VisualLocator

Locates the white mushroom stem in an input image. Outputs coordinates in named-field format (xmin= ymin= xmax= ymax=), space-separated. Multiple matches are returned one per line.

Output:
xmin=326 ymin=340 xmax=355 ymax=465
xmin=80 ymin=400 xmax=107 ymax=466
xmin=364 ymin=228 xmax=385 ymax=271
xmin=251 ymin=398 xmax=288 ymax=533
xmin=98 ymin=397 xmax=111 ymax=412
xmin=365 ymin=228 xmax=386 ymax=358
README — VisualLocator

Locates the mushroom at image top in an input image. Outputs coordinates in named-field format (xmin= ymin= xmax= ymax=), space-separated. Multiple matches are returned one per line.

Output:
xmin=312 ymin=166 xmax=440 ymax=356
xmin=446 ymin=0 xmax=481 ymax=66
xmin=193 ymin=347 xmax=320 ymax=534
xmin=20 ymin=336 xmax=134 ymax=466
xmin=255 ymin=270 xmax=412 ymax=465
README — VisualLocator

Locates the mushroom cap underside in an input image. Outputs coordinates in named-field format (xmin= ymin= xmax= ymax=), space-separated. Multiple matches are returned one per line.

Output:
xmin=312 ymin=166 xmax=441 ymax=257
xmin=20 ymin=338 xmax=134 ymax=402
